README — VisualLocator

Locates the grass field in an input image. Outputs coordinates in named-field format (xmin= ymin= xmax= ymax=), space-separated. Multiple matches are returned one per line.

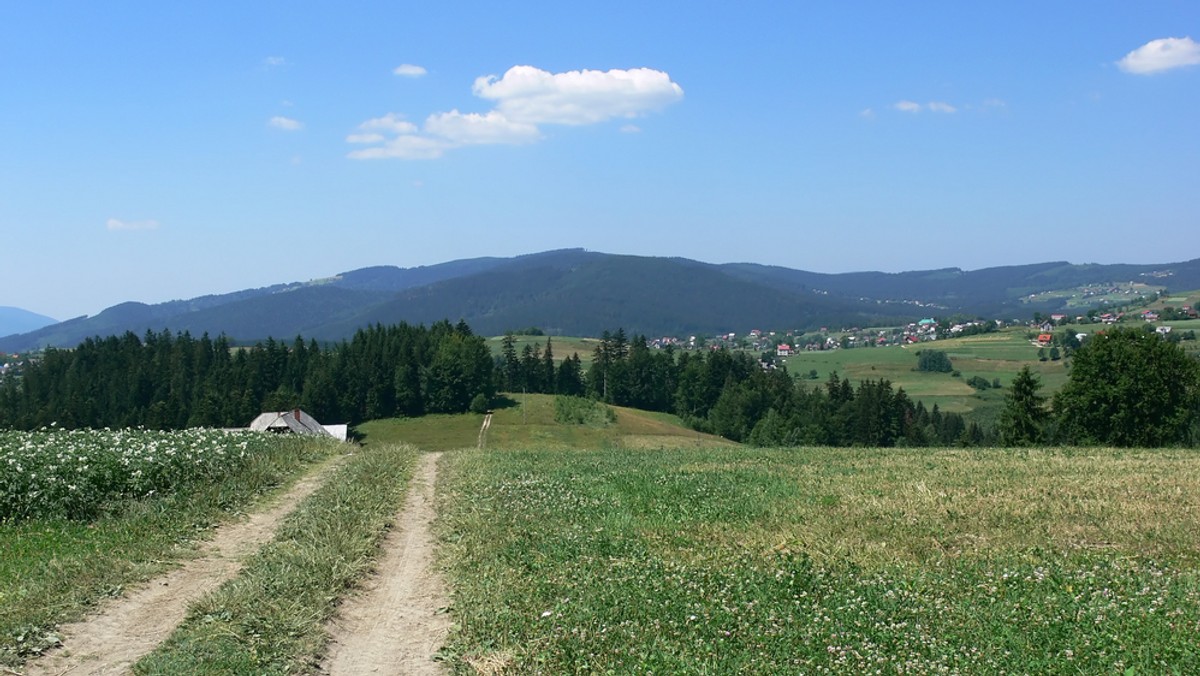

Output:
xmin=438 ymin=445 xmax=1200 ymax=674
xmin=357 ymin=393 xmax=732 ymax=452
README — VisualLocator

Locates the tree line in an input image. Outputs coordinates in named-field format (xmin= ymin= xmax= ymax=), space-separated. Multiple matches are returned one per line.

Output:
xmin=3 ymin=322 xmax=1195 ymax=447
xmin=0 ymin=321 xmax=494 ymax=430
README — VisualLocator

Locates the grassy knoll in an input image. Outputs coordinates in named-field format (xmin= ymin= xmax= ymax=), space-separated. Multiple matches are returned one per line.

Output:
xmin=135 ymin=442 xmax=418 ymax=675
xmin=357 ymin=394 xmax=733 ymax=452
xmin=438 ymin=445 xmax=1200 ymax=674
xmin=0 ymin=433 xmax=340 ymax=668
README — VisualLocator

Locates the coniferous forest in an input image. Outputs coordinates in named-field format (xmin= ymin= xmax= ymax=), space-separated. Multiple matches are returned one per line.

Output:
xmin=0 ymin=321 xmax=494 ymax=430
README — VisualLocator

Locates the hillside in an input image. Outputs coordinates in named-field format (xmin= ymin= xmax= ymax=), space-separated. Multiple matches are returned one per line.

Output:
xmin=4 ymin=249 xmax=1199 ymax=351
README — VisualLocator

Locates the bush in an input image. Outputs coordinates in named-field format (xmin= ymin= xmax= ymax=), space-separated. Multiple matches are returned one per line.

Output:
xmin=469 ymin=393 xmax=491 ymax=414
xmin=553 ymin=396 xmax=616 ymax=426
xmin=966 ymin=375 xmax=991 ymax=390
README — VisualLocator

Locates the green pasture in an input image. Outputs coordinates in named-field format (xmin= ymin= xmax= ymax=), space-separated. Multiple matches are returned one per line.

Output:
xmin=438 ymin=444 xmax=1200 ymax=674
xmin=356 ymin=393 xmax=732 ymax=452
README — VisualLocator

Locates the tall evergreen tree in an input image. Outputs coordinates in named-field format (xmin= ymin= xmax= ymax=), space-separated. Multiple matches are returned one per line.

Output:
xmin=998 ymin=366 xmax=1047 ymax=446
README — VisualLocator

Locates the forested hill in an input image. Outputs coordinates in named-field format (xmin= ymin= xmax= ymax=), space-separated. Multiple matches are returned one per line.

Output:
xmin=4 ymin=249 xmax=1199 ymax=350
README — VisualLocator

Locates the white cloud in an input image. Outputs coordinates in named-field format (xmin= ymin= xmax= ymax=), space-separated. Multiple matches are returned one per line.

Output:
xmin=982 ymin=98 xmax=1007 ymax=108
xmin=473 ymin=65 xmax=684 ymax=125
xmin=425 ymin=110 xmax=541 ymax=145
xmin=859 ymin=108 xmax=875 ymax=119
xmin=264 ymin=56 xmax=287 ymax=67
xmin=357 ymin=113 xmax=418 ymax=135
xmin=347 ymin=135 xmax=449 ymax=160
xmin=394 ymin=64 xmax=428 ymax=77
xmin=268 ymin=116 xmax=303 ymax=131
xmin=1118 ymin=37 xmax=1200 ymax=74
xmin=106 ymin=218 xmax=159 ymax=231
xmin=620 ymin=124 xmax=642 ymax=133
xmin=927 ymin=101 xmax=957 ymax=113
xmin=893 ymin=100 xmax=922 ymax=113
xmin=346 ymin=132 xmax=386 ymax=144
xmin=348 ymin=65 xmax=683 ymax=160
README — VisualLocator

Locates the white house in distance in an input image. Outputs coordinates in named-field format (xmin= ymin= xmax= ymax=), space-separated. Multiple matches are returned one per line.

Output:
xmin=249 ymin=409 xmax=348 ymax=441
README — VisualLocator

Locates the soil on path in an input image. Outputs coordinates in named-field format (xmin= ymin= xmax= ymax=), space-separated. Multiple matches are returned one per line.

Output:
xmin=322 ymin=451 xmax=450 ymax=676
xmin=21 ymin=455 xmax=346 ymax=676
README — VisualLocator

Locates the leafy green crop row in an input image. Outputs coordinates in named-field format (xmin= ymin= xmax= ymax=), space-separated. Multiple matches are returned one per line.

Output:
xmin=0 ymin=427 xmax=284 ymax=521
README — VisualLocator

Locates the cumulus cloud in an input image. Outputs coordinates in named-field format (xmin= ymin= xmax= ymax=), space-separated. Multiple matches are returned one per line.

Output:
xmin=357 ymin=113 xmax=418 ymax=135
xmin=425 ymin=110 xmax=540 ymax=145
xmin=927 ymin=101 xmax=957 ymax=113
xmin=1118 ymin=37 xmax=1200 ymax=74
xmin=264 ymin=56 xmax=287 ymax=67
xmin=348 ymin=65 xmax=683 ymax=160
xmin=893 ymin=100 xmax=922 ymax=113
xmin=472 ymin=66 xmax=684 ymax=125
xmin=620 ymin=124 xmax=642 ymax=133
xmin=269 ymin=116 xmax=303 ymax=131
xmin=394 ymin=63 xmax=427 ymax=77
xmin=106 ymin=218 xmax=159 ymax=231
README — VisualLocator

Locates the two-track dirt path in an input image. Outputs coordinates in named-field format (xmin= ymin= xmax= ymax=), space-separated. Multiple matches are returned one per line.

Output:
xmin=21 ymin=456 xmax=346 ymax=676
xmin=321 ymin=451 xmax=450 ymax=676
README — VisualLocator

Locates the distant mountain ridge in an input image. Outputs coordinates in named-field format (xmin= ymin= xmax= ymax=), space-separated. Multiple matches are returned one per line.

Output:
xmin=3 ymin=249 xmax=1198 ymax=352
xmin=0 ymin=307 xmax=58 ymax=340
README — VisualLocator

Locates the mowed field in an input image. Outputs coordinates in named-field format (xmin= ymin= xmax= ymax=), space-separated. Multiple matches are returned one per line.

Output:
xmin=437 ymin=444 xmax=1200 ymax=674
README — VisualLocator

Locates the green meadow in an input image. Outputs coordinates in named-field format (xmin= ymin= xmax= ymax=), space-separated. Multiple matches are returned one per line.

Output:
xmin=357 ymin=393 xmax=732 ymax=452
xmin=437 ymin=444 xmax=1200 ymax=674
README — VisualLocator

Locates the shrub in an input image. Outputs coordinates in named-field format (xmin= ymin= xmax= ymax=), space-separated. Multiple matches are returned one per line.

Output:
xmin=553 ymin=396 xmax=616 ymax=426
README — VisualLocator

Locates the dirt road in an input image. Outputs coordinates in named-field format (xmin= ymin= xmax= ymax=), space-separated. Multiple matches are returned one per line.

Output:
xmin=22 ymin=456 xmax=345 ymax=676
xmin=321 ymin=452 xmax=450 ymax=675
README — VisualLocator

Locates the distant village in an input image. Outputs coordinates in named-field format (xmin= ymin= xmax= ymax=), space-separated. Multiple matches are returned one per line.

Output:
xmin=644 ymin=300 xmax=1198 ymax=361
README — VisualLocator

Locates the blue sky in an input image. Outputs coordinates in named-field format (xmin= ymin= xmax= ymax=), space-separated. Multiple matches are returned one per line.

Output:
xmin=3 ymin=2 xmax=1198 ymax=320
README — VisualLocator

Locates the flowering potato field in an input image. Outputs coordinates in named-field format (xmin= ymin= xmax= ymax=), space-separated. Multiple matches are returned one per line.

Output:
xmin=1 ymin=427 xmax=291 ymax=521
xmin=439 ymin=446 xmax=1200 ymax=674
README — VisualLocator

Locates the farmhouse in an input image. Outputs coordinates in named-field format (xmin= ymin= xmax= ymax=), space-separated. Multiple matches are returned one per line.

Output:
xmin=776 ymin=343 xmax=792 ymax=356
xmin=249 ymin=409 xmax=348 ymax=441
xmin=1037 ymin=333 xmax=1054 ymax=346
